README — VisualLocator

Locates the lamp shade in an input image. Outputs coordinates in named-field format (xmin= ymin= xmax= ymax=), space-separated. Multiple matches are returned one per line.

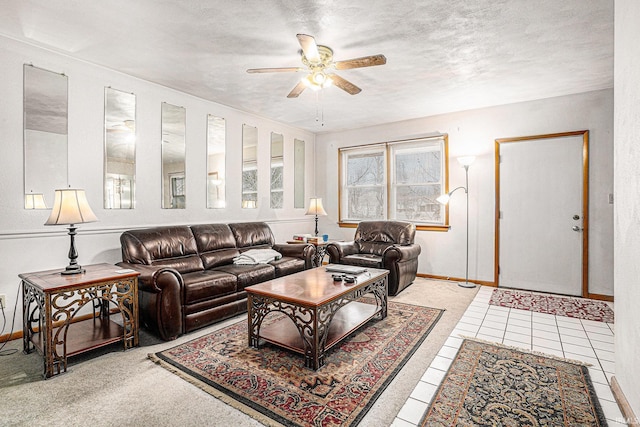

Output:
xmin=305 ymin=197 xmax=327 ymax=216
xmin=45 ymin=189 xmax=98 ymax=226
xmin=457 ymin=156 xmax=476 ymax=167
xmin=242 ymin=200 xmax=256 ymax=209
xmin=436 ymin=193 xmax=451 ymax=205
xmin=25 ymin=192 xmax=47 ymax=209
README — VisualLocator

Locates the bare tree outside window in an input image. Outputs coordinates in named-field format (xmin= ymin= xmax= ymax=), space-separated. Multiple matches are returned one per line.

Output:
xmin=339 ymin=136 xmax=447 ymax=226
xmin=393 ymin=145 xmax=443 ymax=223
xmin=345 ymin=152 xmax=385 ymax=219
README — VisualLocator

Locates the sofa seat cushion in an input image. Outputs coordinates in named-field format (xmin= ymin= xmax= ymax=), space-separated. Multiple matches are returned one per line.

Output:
xmin=341 ymin=254 xmax=383 ymax=268
xmin=182 ymin=270 xmax=237 ymax=305
xmin=270 ymin=257 xmax=306 ymax=277
xmin=213 ymin=264 xmax=276 ymax=289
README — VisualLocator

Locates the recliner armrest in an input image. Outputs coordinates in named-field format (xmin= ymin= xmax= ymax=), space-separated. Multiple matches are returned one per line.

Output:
xmin=116 ymin=262 xmax=183 ymax=294
xmin=273 ymin=243 xmax=316 ymax=261
xmin=326 ymin=241 xmax=359 ymax=263
xmin=382 ymin=244 xmax=421 ymax=263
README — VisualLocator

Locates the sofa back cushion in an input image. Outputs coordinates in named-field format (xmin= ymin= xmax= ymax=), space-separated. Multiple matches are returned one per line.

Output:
xmin=120 ymin=226 xmax=204 ymax=274
xmin=191 ymin=224 xmax=240 ymax=269
xmin=228 ymin=222 xmax=275 ymax=249
xmin=354 ymin=221 xmax=416 ymax=252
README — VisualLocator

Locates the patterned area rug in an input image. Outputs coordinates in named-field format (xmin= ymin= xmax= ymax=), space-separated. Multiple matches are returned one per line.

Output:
xmin=490 ymin=288 xmax=614 ymax=323
xmin=420 ymin=339 xmax=608 ymax=427
xmin=150 ymin=301 xmax=443 ymax=427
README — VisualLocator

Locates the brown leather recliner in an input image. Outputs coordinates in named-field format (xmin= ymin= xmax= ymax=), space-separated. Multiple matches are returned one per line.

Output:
xmin=326 ymin=221 xmax=421 ymax=296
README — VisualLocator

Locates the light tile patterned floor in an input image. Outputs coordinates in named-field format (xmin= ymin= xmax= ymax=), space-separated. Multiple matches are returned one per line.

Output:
xmin=393 ymin=286 xmax=627 ymax=426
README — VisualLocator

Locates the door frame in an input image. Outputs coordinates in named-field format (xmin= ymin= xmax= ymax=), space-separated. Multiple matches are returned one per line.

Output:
xmin=494 ymin=130 xmax=589 ymax=297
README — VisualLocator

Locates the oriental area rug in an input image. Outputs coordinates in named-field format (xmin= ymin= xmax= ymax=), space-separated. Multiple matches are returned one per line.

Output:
xmin=150 ymin=301 xmax=443 ymax=427
xmin=490 ymin=288 xmax=614 ymax=323
xmin=420 ymin=339 xmax=608 ymax=427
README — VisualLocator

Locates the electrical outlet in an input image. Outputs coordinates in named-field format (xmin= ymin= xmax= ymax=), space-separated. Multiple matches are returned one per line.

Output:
xmin=0 ymin=294 xmax=5 ymax=309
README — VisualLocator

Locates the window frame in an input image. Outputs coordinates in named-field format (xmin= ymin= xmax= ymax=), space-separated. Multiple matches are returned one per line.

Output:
xmin=338 ymin=135 xmax=450 ymax=232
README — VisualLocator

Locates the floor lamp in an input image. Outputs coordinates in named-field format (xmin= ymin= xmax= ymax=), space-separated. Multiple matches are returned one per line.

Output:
xmin=437 ymin=156 xmax=476 ymax=288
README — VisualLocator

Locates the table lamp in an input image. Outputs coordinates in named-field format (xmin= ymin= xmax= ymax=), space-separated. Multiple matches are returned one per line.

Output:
xmin=305 ymin=197 xmax=327 ymax=236
xmin=44 ymin=188 xmax=98 ymax=275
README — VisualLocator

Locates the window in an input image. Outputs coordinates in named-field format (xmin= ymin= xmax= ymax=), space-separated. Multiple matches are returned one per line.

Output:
xmin=339 ymin=135 xmax=448 ymax=230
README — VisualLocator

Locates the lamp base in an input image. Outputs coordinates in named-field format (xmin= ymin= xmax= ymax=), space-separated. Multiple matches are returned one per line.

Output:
xmin=61 ymin=264 xmax=85 ymax=275
xmin=458 ymin=281 xmax=476 ymax=288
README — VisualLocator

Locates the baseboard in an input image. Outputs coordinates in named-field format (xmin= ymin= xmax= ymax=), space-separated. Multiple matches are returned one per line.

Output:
xmin=611 ymin=376 xmax=640 ymax=426
xmin=417 ymin=273 xmax=495 ymax=287
xmin=0 ymin=329 xmax=22 ymax=343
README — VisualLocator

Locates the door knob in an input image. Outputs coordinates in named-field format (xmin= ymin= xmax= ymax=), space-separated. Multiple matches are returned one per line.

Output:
xmin=572 ymin=225 xmax=582 ymax=232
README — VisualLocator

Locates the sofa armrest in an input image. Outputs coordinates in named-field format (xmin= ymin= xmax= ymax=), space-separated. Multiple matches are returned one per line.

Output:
xmin=326 ymin=241 xmax=359 ymax=263
xmin=382 ymin=244 xmax=422 ymax=263
xmin=116 ymin=262 xmax=184 ymax=340
xmin=273 ymin=243 xmax=316 ymax=269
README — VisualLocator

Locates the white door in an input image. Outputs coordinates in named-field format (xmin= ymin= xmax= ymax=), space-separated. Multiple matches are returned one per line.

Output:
xmin=497 ymin=132 xmax=587 ymax=296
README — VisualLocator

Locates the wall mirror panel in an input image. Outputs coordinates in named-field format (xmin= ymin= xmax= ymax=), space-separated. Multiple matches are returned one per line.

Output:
xmin=242 ymin=124 xmax=258 ymax=209
xmin=294 ymin=138 xmax=305 ymax=208
xmin=23 ymin=64 xmax=68 ymax=209
xmin=270 ymin=132 xmax=284 ymax=209
xmin=104 ymin=87 xmax=136 ymax=209
xmin=207 ymin=115 xmax=226 ymax=208
xmin=161 ymin=102 xmax=186 ymax=209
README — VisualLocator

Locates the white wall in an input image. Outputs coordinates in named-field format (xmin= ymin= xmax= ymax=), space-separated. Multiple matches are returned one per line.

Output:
xmin=614 ymin=0 xmax=640 ymax=418
xmin=316 ymin=89 xmax=614 ymax=295
xmin=0 ymin=36 xmax=316 ymax=335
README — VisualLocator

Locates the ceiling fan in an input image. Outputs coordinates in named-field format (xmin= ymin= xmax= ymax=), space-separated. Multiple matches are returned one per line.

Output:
xmin=246 ymin=34 xmax=386 ymax=98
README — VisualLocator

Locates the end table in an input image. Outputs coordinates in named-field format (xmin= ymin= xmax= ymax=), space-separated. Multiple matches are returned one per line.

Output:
xmin=20 ymin=263 xmax=139 ymax=378
xmin=287 ymin=239 xmax=337 ymax=267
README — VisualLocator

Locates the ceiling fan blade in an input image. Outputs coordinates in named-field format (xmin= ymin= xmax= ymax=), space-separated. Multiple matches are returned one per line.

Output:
xmin=296 ymin=34 xmax=320 ymax=63
xmin=287 ymin=80 xmax=307 ymax=98
xmin=246 ymin=67 xmax=305 ymax=73
xmin=334 ymin=54 xmax=387 ymax=70
xmin=330 ymin=74 xmax=362 ymax=95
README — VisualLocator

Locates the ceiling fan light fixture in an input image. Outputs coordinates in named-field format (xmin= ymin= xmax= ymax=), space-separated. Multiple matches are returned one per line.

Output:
xmin=313 ymin=71 xmax=325 ymax=85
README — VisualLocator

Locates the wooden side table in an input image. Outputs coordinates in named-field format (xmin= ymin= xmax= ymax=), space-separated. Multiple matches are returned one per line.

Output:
xmin=287 ymin=240 xmax=335 ymax=267
xmin=20 ymin=263 xmax=139 ymax=378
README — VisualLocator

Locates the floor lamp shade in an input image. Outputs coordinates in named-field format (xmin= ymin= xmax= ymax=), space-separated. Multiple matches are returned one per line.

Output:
xmin=305 ymin=197 xmax=327 ymax=236
xmin=44 ymin=189 xmax=98 ymax=275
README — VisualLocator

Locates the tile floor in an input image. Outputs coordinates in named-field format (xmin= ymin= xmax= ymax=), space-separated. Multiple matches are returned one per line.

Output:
xmin=393 ymin=286 xmax=626 ymax=426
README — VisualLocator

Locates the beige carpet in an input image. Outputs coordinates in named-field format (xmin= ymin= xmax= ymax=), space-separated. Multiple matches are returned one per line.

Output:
xmin=0 ymin=278 xmax=477 ymax=426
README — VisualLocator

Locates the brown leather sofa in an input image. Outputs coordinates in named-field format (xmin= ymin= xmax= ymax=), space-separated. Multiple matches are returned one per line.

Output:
xmin=117 ymin=222 xmax=315 ymax=340
xmin=326 ymin=221 xmax=420 ymax=296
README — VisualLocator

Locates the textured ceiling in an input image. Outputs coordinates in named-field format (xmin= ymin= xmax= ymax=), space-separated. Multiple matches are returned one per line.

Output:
xmin=0 ymin=0 xmax=614 ymax=133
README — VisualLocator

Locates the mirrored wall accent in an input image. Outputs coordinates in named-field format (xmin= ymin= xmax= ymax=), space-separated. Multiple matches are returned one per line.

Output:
xmin=294 ymin=138 xmax=305 ymax=208
xmin=270 ymin=132 xmax=284 ymax=209
xmin=206 ymin=115 xmax=226 ymax=208
xmin=161 ymin=102 xmax=186 ymax=209
xmin=104 ymin=87 xmax=136 ymax=209
xmin=23 ymin=64 xmax=68 ymax=209
xmin=242 ymin=124 xmax=258 ymax=209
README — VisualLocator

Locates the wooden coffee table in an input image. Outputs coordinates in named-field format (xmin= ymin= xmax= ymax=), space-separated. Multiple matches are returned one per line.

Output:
xmin=246 ymin=265 xmax=388 ymax=370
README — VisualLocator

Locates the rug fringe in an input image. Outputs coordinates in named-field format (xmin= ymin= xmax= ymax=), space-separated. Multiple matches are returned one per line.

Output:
xmin=456 ymin=335 xmax=593 ymax=367
xmin=147 ymin=353 xmax=285 ymax=427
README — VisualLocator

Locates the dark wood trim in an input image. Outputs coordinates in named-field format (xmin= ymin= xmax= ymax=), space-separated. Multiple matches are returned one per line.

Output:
xmin=587 ymin=293 xmax=614 ymax=302
xmin=338 ymin=222 xmax=450 ymax=232
xmin=0 ymin=329 xmax=22 ymax=343
xmin=417 ymin=273 xmax=495 ymax=287
xmin=494 ymin=130 xmax=590 ymax=297
xmin=611 ymin=377 xmax=640 ymax=427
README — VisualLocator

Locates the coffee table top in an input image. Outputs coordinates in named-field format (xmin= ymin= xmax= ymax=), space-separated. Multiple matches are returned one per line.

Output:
xmin=245 ymin=265 xmax=388 ymax=307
